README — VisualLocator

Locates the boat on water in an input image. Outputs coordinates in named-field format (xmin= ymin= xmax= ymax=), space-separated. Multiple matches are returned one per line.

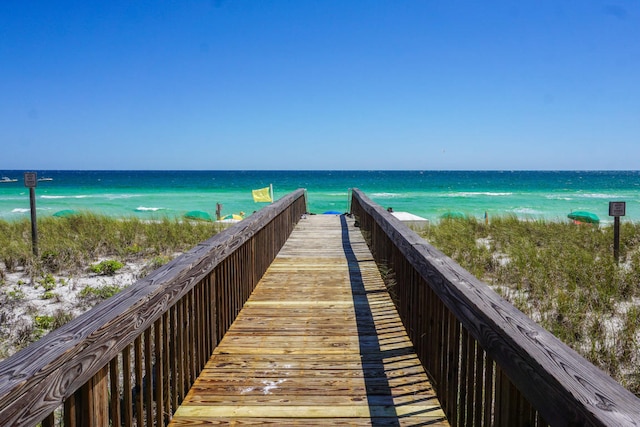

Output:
xmin=0 ymin=176 xmax=17 ymax=183
xmin=38 ymin=177 xmax=53 ymax=182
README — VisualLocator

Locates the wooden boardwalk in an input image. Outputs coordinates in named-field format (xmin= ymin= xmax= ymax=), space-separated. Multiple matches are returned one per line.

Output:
xmin=169 ymin=215 xmax=449 ymax=426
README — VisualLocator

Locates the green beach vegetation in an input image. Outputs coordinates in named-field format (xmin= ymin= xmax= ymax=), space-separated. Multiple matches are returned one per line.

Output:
xmin=1 ymin=211 xmax=639 ymax=396
xmin=0 ymin=213 xmax=222 ymax=277
xmin=0 ymin=213 xmax=222 ymax=358
xmin=420 ymin=216 xmax=640 ymax=396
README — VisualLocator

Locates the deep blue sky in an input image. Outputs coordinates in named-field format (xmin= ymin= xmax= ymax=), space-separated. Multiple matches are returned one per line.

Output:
xmin=1 ymin=1 xmax=638 ymax=170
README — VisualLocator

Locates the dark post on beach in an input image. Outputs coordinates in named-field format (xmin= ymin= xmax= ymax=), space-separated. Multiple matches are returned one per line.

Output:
xmin=24 ymin=172 xmax=38 ymax=256
xmin=609 ymin=201 xmax=626 ymax=264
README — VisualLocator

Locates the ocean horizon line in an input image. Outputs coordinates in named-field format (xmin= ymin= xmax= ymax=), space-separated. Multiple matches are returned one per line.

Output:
xmin=3 ymin=168 xmax=640 ymax=173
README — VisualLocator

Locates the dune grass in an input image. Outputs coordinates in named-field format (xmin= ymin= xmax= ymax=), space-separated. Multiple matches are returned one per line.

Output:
xmin=2 ymin=212 xmax=638 ymax=394
xmin=420 ymin=216 xmax=640 ymax=395
xmin=0 ymin=213 xmax=223 ymax=278
xmin=0 ymin=213 xmax=224 ymax=358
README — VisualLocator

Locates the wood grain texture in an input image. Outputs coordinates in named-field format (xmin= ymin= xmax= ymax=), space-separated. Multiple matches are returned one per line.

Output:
xmin=170 ymin=215 xmax=449 ymax=426
xmin=351 ymin=188 xmax=640 ymax=426
xmin=0 ymin=190 xmax=306 ymax=427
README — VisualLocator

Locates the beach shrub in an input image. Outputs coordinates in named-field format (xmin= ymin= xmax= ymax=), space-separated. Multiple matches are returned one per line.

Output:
xmin=90 ymin=260 xmax=124 ymax=276
xmin=1 ymin=242 xmax=28 ymax=273
xmin=40 ymin=251 xmax=63 ymax=273
xmin=33 ymin=315 xmax=55 ymax=330
xmin=36 ymin=274 xmax=56 ymax=290
xmin=126 ymin=243 xmax=143 ymax=255
xmin=78 ymin=284 xmax=124 ymax=303
xmin=420 ymin=217 xmax=640 ymax=394
xmin=40 ymin=290 xmax=58 ymax=300
xmin=149 ymin=255 xmax=172 ymax=270
xmin=52 ymin=309 xmax=74 ymax=329
xmin=33 ymin=311 xmax=72 ymax=332
xmin=6 ymin=287 xmax=25 ymax=302
xmin=14 ymin=323 xmax=36 ymax=349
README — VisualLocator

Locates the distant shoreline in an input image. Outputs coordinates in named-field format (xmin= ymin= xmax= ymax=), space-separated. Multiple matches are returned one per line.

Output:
xmin=1 ymin=170 xmax=639 ymax=223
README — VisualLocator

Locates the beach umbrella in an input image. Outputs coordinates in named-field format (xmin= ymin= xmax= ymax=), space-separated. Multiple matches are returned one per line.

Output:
xmin=568 ymin=211 xmax=600 ymax=224
xmin=222 ymin=213 xmax=244 ymax=221
xmin=440 ymin=211 xmax=467 ymax=220
xmin=184 ymin=210 xmax=213 ymax=222
xmin=53 ymin=209 xmax=78 ymax=218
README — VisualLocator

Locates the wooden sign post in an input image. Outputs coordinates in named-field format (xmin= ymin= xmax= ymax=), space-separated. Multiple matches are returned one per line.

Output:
xmin=609 ymin=201 xmax=626 ymax=264
xmin=24 ymin=172 xmax=38 ymax=256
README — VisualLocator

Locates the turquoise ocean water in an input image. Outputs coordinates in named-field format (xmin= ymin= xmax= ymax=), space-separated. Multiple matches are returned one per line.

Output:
xmin=1 ymin=170 xmax=640 ymax=225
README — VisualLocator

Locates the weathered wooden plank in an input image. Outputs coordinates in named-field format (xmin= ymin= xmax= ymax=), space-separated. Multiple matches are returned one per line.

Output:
xmin=174 ymin=404 xmax=446 ymax=418
xmin=170 ymin=215 xmax=448 ymax=426
xmin=196 ymin=365 xmax=429 ymax=379
xmin=201 ymin=353 xmax=424 ymax=369
xmin=185 ymin=383 xmax=433 ymax=398
xmin=170 ymin=417 xmax=450 ymax=426
xmin=181 ymin=394 xmax=441 ymax=406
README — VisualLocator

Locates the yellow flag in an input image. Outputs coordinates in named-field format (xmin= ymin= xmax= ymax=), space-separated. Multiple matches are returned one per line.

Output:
xmin=252 ymin=186 xmax=272 ymax=203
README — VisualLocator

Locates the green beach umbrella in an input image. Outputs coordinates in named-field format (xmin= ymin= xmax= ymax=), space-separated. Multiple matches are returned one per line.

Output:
xmin=568 ymin=211 xmax=600 ymax=224
xmin=184 ymin=210 xmax=213 ymax=222
xmin=53 ymin=209 xmax=78 ymax=218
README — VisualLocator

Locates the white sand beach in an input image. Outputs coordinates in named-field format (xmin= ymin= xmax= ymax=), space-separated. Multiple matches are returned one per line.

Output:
xmin=0 ymin=255 xmax=173 ymax=361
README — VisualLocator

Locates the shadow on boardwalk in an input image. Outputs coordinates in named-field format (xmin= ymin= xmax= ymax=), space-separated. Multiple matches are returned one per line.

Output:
xmin=341 ymin=215 xmax=447 ymax=426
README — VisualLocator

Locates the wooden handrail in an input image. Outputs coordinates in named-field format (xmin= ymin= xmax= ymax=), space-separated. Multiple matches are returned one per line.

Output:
xmin=350 ymin=188 xmax=640 ymax=427
xmin=0 ymin=189 xmax=307 ymax=427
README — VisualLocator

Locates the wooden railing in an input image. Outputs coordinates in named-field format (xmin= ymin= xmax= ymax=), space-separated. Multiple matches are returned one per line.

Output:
xmin=0 ymin=189 xmax=307 ymax=427
xmin=350 ymin=188 xmax=640 ymax=427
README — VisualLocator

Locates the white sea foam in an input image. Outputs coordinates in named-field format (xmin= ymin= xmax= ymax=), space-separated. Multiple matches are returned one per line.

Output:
xmin=579 ymin=193 xmax=621 ymax=199
xmin=41 ymin=195 xmax=91 ymax=199
xmin=135 ymin=206 xmax=163 ymax=212
xmin=371 ymin=192 xmax=401 ymax=198
xmin=106 ymin=194 xmax=141 ymax=200
xmin=450 ymin=191 xmax=513 ymax=197
xmin=11 ymin=208 xmax=29 ymax=213
xmin=446 ymin=192 xmax=513 ymax=197
xmin=512 ymin=208 xmax=543 ymax=215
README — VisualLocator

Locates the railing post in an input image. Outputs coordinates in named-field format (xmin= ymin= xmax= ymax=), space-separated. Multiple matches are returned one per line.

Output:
xmin=68 ymin=366 xmax=109 ymax=426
